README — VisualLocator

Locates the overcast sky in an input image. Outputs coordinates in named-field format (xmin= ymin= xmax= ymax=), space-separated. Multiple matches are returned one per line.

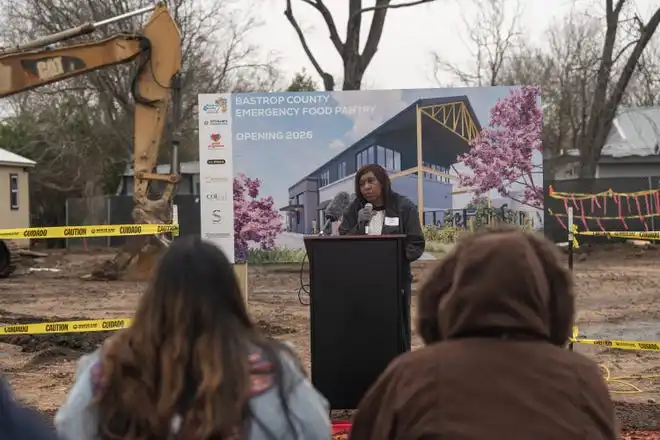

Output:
xmin=243 ymin=0 xmax=659 ymax=89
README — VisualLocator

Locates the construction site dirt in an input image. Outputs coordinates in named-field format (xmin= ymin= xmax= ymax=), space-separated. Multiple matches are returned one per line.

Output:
xmin=1 ymin=245 xmax=659 ymax=437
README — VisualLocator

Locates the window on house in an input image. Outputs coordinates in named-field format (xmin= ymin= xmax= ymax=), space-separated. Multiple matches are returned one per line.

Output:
xmin=376 ymin=146 xmax=385 ymax=167
xmin=422 ymin=163 xmax=451 ymax=182
xmin=338 ymin=161 xmax=347 ymax=179
xmin=386 ymin=149 xmax=394 ymax=170
xmin=373 ymin=145 xmax=401 ymax=172
xmin=356 ymin=149 xmax=367 ymax=168
xmin=9 ymin=173 xmax=18 ymax=210
xmin=319 ymin=170 xmax=330 ymax=187
xmin=394 ymin=151 xmax=401 ymax=171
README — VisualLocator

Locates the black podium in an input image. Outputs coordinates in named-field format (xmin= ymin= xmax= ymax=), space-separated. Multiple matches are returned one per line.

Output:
xmin=303 ymin=234 xmax=408 ymax=410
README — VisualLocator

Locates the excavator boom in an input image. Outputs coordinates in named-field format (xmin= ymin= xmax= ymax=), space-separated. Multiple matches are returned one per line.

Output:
xmin=0 ymin=35 xmax=144 ymax=97
xmin=0 ymin=3 xmax=183 ymax=280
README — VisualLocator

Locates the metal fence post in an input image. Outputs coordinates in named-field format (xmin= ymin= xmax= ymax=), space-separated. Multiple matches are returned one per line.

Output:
xmin=65 ymin=198 xmax=69 ymax=249
xmin=649 ymin=175 xmax=656 ymax=232
xmin=106 ymin=196 xmax=111 ymax=248
xmin=567 ymin=207 xmax=574 ymax=271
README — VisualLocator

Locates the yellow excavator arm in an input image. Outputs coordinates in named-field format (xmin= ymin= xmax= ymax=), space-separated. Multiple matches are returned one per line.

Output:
xmin=0 ymin=35 xmax=146 ymax=97
xmin=0 ymin=3 xmax=182 ymax=280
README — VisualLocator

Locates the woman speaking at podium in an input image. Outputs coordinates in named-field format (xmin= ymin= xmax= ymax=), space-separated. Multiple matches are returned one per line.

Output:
xmin=338 ymin=163 xmax=425 ymax=350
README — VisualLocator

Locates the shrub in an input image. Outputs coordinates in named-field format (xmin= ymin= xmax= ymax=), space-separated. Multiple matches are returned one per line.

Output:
xmin=247 ymin=247 xmax=306 ymax=264
xmin=423 ymin=225 xmax=461 ymax=244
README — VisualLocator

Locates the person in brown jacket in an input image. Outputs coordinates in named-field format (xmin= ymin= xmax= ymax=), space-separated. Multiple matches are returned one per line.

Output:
xmin=349 ymin=227 xmax=618 ymax=440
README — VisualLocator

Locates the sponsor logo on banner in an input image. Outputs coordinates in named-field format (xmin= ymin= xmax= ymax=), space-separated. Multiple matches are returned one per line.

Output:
xmin=205 ymin=176 xmax=230 ymax=184
xmin=211 ymin=209 xmax=224 ymax=224
xmin=202 ymin=97 xmax=228 ymax=114
xmin=207 ymin=159 xmax=226 ymax=165
xmin=204 ymin=232 xmax=231 ymax=239
xmin=206 ymin=191 xmax=229 ymax=201
xmin=208 ymin=133 xmax=224 ymax=149
xmin=204 ymin=119 xmax=228 ymax=126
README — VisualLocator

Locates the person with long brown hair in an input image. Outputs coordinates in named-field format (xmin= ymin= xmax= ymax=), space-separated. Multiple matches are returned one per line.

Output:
xmin=55 ymin=236 xmax=331 ymax=440
xmin=349 ymin=227 xmax=617 ymax=440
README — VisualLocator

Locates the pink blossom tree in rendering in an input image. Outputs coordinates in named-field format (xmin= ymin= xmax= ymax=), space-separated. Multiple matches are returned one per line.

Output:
xmin=457 ymin=85 xmax=543 ymax=209
xmin=233 ymin=173 xmax=283 ymax=261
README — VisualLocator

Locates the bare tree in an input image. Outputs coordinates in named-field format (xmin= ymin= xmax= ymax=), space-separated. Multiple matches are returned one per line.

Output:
xmin=285 ymin=0 xmax=438 ymax=90
xmin=531 ymin=14 xmax=604 ymax=160
xmin=576 ymin=0 xmax=660 ymax=177
xmin=432 ymin=0 xmax=524 ymax=87
xmin=0 ymin=0 xmax=278 ymax=225
xmin=431 ymin=0 xmax=660 ymax=178
xmin=621 ymin=40 xmax=660 ymax=106
xmin=2 ymin=0 xmax=277 ymax=159
xmin=0 ymin=94 xmax=125 ymax=227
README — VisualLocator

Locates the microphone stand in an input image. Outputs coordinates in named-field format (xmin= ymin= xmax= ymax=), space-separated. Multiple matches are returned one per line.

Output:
xmin=319 ymin=216 xmax=338 ymax=236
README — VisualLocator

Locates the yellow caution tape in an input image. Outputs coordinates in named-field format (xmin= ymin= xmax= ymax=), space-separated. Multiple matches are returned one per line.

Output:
xmin=0 ymin=224 xmax=179 ymax=239
xmin=568 ymin=224 xmax=580 ymax=248
xmin=548 ymin=185 xmax=660 ymax=199
xmin=574 ymin=338 xmax=660 ymax=351
xmin=576 ymin=230 xmax=660 ymax=240
xmin=0 ymin=318 xmax=133 ymax=335
xmin=570 ymin=327 xmax=660 ymax=352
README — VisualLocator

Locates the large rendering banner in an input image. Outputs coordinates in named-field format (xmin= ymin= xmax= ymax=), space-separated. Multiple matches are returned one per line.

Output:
xmin=198 ymin=86 xmax=543 ymax=263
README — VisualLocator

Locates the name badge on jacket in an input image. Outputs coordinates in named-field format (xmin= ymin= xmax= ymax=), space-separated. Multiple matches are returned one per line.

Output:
xmin=384 ymin=217 xmax=399 ymax=226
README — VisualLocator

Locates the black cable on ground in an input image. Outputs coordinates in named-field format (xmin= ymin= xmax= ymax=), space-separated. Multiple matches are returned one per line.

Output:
xmin=297 ymin=252 xmax=310 ymax=305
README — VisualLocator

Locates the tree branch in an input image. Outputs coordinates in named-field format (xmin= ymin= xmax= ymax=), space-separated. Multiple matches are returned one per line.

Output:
xmin=300 ymin=0 xmax=344 ymax=53
xmin=352 ymin=0 xmax=437 ymax=18
xmin=284 ymin=0 xmax=335 ymax=90
xmin=360 ymin=0 xmax=389 ymax=68
xmin=354 ymin=0 xmax=439 ymax=67
xmin=606 ymin=7 xmax=660 ymax=120
xmin=612 ymin=38 xmax=640 ymax=65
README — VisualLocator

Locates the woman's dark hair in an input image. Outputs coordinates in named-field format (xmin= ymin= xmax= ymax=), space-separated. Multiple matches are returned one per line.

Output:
xmin=95 ymin=236 xmax=298 ymax=440
xmin=355 ymin=163 xmax=392 ymax=205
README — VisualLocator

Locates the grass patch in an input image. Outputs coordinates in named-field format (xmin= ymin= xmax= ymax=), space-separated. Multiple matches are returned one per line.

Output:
xmin=247 ymin=247 xmax=306 ymax=264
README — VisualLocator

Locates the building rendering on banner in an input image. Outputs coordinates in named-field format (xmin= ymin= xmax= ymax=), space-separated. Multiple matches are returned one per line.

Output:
xmin=281 ymin=96 xmax=482 ymax=234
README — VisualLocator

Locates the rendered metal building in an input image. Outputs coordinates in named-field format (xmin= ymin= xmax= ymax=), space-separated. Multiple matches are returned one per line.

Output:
xmin=281 ymin=96 xmax=482 ymax=234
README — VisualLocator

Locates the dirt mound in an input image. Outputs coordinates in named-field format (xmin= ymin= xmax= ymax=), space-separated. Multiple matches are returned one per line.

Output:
xmin=256 ymin=319 xmax=297 ymax=336
xmin=0 ymin=309 xmax=112 ymax=355
xmin=3 ymin=332 xmax=109 ymax=354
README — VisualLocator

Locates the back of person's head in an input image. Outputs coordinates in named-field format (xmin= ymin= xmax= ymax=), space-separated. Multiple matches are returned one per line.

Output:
xmin=96 ymin=237 xmax=285 ymax=439
xmin=418 ymin=227 xmax=574 ymax=346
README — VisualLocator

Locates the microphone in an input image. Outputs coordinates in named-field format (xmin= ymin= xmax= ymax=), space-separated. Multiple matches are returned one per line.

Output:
xmin=363 ymin=203 xmax=373 ymax=234
xmin=320 ymin=191 xmax=351 ymax=235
